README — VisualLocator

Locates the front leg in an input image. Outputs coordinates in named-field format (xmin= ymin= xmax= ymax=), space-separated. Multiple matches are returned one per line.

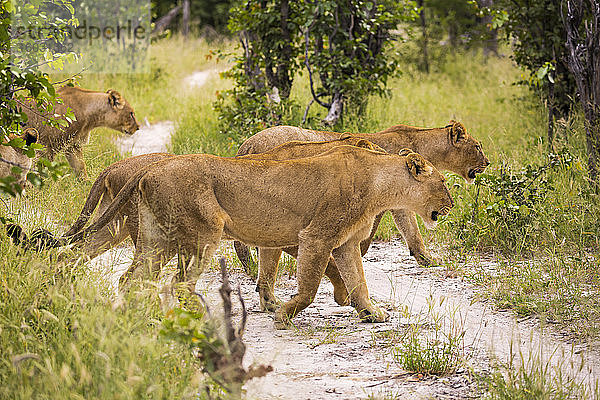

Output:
xmin=391 ymin=209 xmax=435 ymax=266
xmin=65 ymin=146 xmax=88 ymax=179
xmin=332 ymin=238 xmax=389 ymax=323
xmin=282 ymin=246 xmax=350 ymax=307
xmin=275 ymin=239 xmax=331 ymax=328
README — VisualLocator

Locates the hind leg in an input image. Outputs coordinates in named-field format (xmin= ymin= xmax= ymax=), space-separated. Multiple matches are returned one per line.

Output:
xmin=172 ymin=216 xmax=225 ymax=294
xmin=81 ymin=215 xmax=130 ymax=260
xmin=118 ymin=201 xmax=174 ymax=296
xmin=257 ymin=248 xmax=283 ymax=312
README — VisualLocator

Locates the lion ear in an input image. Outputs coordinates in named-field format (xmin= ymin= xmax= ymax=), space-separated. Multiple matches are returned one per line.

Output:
xmin=339 ymin=133 xmax=352 ymax=140
xmin=405 ymin=152 xmax=433 ymax=181
xmin=449 ymin=120 xmax=466 ymax=145
xmin=354 ymin=139 xmax=374 ymax=149
xmin=398 ymin=148 xmax=413 ymax=157
xmin=107 ymin=89 xmax=124 ymax=110
xmin=22 ymin=127 xmax=38 ymax=146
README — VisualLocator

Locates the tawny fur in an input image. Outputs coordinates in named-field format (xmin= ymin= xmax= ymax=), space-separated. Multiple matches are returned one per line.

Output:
xmin=235 ymin=121 xmax=490 ymax=269
xmin=0 ymin=128 xmax=38 ymax=187
xmin=56 ymin=136 xmax=385 ymax=261
xmin=19 ymin=86 xmax=140 ymax=178
xmin=70 ymin=146 xmax=453 ymax=326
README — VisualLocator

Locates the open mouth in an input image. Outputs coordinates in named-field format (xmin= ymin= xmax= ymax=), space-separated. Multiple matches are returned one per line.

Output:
xmin=468 ymin=167 xmax=485 ymax=179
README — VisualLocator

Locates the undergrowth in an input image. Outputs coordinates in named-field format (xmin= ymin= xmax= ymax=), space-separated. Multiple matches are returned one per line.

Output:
xmin=0 ymin=237 xmax=207 ymax=399
xmin=482 ymin=343 xmax=599 ymax=400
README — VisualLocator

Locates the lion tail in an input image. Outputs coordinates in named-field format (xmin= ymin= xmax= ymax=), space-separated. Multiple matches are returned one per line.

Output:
xmin=66 ymin=166 xmax=149 ymax=245
xmin=63 ymin=166 xmax=112 ymax=237
xmin=5 ymin=223 xmax=67 ymax=250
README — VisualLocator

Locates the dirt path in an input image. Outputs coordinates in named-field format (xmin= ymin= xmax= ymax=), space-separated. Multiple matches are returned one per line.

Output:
xmin=113 ymin=68 xmax=219 ymax=156
xmin=114 ymin=120 xmax=175 ymax=155
xmin=87 ymin=239 xmax=600 ymax=399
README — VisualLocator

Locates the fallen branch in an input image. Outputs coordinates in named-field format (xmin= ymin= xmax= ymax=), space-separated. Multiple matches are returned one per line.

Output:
xmin=152 ymin=4 xmax=182 ymax=35
xmin=212 ymin=258 xmax=272 ymax=397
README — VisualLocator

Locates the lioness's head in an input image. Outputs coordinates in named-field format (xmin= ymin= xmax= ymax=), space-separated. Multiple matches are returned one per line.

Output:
xmin=106 ymin=89 xmax=140 ymax=135
xmin=443 ymin=121 xmax=490 ymax=184
xmin=400 ymin=149 xmax=454 ymax=229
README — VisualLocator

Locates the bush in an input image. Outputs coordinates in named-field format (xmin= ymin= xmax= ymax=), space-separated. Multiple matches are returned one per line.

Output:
xmin=439 ymin=149 xmax=599 ymax=254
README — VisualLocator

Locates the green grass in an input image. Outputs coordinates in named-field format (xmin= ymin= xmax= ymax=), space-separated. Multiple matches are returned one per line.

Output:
xmin=378 ymin=295 xmax=467 ymax=377
xmin=0 ymin=237 xmax=205 ymax=399
xmin=482 ymin=345 xmax=599 ymax=400
xmin=3 ymin=35 xmax=600 ymax=398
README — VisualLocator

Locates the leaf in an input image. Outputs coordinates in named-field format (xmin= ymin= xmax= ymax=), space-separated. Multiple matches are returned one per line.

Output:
xmin=536 ymin=65 xmax=548 ymax=80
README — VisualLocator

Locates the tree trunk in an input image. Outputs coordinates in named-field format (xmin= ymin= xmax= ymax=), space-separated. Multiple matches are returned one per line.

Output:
xmin=322 ymin=91 xmax=343 ymax=126
xmin=264 ymin=0 xmax=293 ymax=99
xmin=563 ymin=0 xmax=600 ymax=185
xmin=182 ymin=0 xmax=190 ymax=37
xmin=417 ymin=0 xmax=429 ymax=73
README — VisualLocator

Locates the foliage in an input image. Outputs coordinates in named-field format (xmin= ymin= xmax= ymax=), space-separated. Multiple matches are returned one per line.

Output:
xmin=0 ymin=0 xmax=76 ymax=196
xmin=439 ymin=150 xmax=599 ymax=254
xmin=392 ymin=326 xmax=463 ymax=375
xmin=301 ymin=0 xmax=413 ymax=125
xmin=152 ymin=0 xmax=233 ymax=34
xmin=215 ymin=0 xmax=414 ymax=141
xmin=213 ymin=0 xmax=304 ymax=142
xmin=471 ymin=252 xmax=600 ymax=337
xmin=491 ymin=0 xmax=576 ymax=121
xmin=425 ymin=0 xmax=483 ymax=47
xmin=159 ymin=307 xmax=226 ymax=376
xmin=483 ymin=347 xmax=597 ymax=400
xmin=391 ymin=295 xmax=465 ymax=376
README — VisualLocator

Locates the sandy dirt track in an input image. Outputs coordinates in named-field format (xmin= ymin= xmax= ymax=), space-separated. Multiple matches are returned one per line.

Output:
xmin=89 ymin=238 xmax=600 ymax=400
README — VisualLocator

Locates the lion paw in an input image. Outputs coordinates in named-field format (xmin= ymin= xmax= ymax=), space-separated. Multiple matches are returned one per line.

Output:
xmin=359 ymin=307 xmax=390 ymax=323
xmin=410 ymin=249 xmax=437 ymax=267
xmin=274 ymin=310 xmax=293 ymax=330
xmin=260 ymin=296 xmax=280 ymax=312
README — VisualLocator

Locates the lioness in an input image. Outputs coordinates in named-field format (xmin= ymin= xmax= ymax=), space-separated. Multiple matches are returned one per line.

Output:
xmin=16 ymin=135 xmax=383 ymax=261
xmin=19 ymin=86 xmax=140 ymax=178
xmin=0 ymin=128 xmax=38 ymax=187
xmin=235 ymin=120 xmax=490 ymax=270
xmin=66 ymin=146 xmax=452 ymax=326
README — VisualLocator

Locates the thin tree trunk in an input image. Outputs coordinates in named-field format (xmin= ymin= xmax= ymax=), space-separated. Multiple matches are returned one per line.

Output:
xmin=182 ymin=0 xmax=190 ymax=37
xmin=323 ymin=91 xmax=343 ymax=125
xmin=417 ymin=0 xmax=429 ymax=73
xmin=563 ymin=0 xmax=600 ymax=185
